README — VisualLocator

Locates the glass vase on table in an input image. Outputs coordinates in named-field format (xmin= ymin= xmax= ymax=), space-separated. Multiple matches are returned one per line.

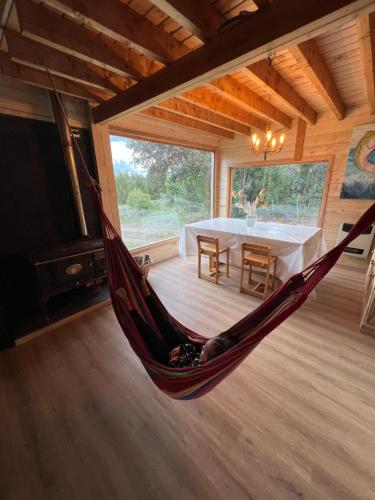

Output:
xmin=245 ymin=205 xmax=257 ymax=228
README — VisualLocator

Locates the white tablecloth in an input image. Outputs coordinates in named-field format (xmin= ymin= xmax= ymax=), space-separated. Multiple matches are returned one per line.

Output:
xmin=179 ymin=218 xmax=327 ymax=282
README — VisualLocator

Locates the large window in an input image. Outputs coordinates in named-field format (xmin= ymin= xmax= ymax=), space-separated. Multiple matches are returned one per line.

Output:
xmin=111 ymin=135 xmax=214 ymax=249
xmin=230 ymin=160 xmax=330 ymax=226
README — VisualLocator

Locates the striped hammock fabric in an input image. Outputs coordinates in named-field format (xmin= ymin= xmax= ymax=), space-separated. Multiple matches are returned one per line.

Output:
xmin=96 ymin=185 xmax=375 ymax=400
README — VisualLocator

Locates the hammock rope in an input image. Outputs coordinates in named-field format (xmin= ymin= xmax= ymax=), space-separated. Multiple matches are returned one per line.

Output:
xmin=45 ymin=68 xmax=375 ymax=400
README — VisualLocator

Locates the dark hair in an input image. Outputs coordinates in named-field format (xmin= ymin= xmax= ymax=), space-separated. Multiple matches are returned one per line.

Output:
xmin=206 ymin=337 xmax=235 ymax=360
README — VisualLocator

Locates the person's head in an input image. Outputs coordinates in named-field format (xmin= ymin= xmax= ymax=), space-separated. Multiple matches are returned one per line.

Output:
xmin=200 ymin=336 xmax=235 ymax=363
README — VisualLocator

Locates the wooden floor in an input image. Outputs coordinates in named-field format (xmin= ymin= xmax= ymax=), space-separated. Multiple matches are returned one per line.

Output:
xmin=1 ymin=257 xmax=375 ymax=500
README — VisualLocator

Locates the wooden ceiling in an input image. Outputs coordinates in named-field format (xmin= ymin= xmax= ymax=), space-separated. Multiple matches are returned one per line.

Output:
xmin=1 ymin=0 xmax=375 ymax=139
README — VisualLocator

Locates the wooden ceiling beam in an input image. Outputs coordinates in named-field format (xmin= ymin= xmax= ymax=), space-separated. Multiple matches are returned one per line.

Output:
xmin=141 ymin=107 xmax=234 ymax=139
xmin=158 ymin=97 xmax=252 ymax=136
xmin=5 ymin=29 xmax=129 ymax=93
xmin=39 ymin=0 xmax=190 ymax=63
xmin=0 ymin=0 xmax=13 ymax=42
xmin=0 ymin=0 xmax=12 ymax=24
xmin=290 ymin=39 xmax=345 ymax=120
xmin=181 ymin=87 xmax=267 ymax=130
xmin=15 ymin=0 xmax=160 ymax=80
xmin=252 ymin=0 xmax=276 ymax=8
xmin=92 ymin=0 xmax=375 ymax=124
xmin=209 ymin=75 xmax=292 ymax=128
xmin=0 ymin=0 xmax=7 ymax=19
xmin=0 ymin=51 xmax=105 ymax=100
xmin=245 ymin=60 xmax=318 ymax=125
xmin=357 ymin=13 xmax=375 ymax=113
xmin=150 ymin=0 xmax=224 ymax=41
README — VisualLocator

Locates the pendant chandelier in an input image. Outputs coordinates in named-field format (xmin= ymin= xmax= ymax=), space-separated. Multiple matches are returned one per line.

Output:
xmin=251 ymin=121 xmax=285 ymax=161
xmin=251 ymin=56 xmax=286 ymax=161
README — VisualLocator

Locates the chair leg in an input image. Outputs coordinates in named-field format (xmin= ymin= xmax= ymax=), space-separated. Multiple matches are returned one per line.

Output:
xmin=209 ymin=255 xmax=213 ymax=273
xmin=226 ymin=249 xmax=230 ymax=277
xmin=240 ymin=259 xmax=244 ymax=292
xmin=248 ymin=265 xmax=252 ymax=285
xmin=198 ymin=252 xmax=201 ymax=279
xmin=215 ymin=253 xmax=219 ymax=285
xmin=272 ymin=259 xmax=277 ymax=290
xmin=264 ymin=266 xmax=270 ymax=299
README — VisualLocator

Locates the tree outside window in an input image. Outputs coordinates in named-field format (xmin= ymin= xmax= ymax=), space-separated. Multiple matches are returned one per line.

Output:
xmin=111 ymin=136 xmax=213 ymax=249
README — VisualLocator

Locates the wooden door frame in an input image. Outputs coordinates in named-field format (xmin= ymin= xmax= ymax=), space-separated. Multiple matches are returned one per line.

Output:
xmin=226 ymin=155 xmax=334 ymax=227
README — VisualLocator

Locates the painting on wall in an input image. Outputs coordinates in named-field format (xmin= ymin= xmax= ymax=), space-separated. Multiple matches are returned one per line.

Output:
xmin=340 ymin=124 xmax=375 ymax=199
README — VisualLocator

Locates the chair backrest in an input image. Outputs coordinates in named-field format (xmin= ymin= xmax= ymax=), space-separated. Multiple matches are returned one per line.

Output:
xmin=197 ymin=234 xmax=219 ymax=253
xmin=241 ymin=242 xmax=272 ymax=262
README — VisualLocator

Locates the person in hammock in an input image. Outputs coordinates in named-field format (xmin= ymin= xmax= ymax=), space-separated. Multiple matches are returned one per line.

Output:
xmin=169 ymin=335 xmax=236 ymax=367
xmin=116 ymin=286 xmax=236 ymax=367
xmin=138 ymin=281 xmax=238 ymax=365
xmin=117 ymin=285 xmax=192 ymax=364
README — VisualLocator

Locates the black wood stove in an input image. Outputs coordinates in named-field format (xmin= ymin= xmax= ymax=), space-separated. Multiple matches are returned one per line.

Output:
xmin=27 ymin=239 xmax=107 ymax=323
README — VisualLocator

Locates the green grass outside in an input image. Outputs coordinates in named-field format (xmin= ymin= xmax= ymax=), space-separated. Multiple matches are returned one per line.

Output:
xmin=255 ymin=203 xmax=321 ymax=225
xmin=118 ymin=203 xmax=210 ymax=249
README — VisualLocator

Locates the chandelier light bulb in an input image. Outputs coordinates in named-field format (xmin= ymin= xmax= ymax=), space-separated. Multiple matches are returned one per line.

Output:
xmin=250 ymin=70 xmax=286 ymax=160
xmin=250 ymin=128 xmax=286 ymax=160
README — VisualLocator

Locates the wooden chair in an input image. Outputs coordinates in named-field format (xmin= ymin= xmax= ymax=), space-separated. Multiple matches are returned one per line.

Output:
xmin=197 ymin=235 xmax=230 ymax=285
xmin=240 ymin=242 xmax=278 ymax=299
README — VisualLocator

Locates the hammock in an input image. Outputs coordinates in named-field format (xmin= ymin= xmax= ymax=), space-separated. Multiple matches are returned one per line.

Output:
xmin=44 ymin=64 xmax=375 ymax=401
xmin=94 ymin=185 xmax=375 ymax=400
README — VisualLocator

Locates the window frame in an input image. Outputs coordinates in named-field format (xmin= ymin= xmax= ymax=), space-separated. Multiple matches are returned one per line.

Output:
xmin=226 ymin=155 xmax=334 ymax=227
xmin=108 ymin=128 xmax=219 ymax=251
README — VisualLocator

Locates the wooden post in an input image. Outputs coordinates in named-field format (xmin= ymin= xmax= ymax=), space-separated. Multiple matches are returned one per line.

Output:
xmin=294 ymin=118 xmax=307 ymax=161
xmin=90 ymin=120 xmax=122 ymax=234
xmin=213 ymin=149 xmax=221 ymax=218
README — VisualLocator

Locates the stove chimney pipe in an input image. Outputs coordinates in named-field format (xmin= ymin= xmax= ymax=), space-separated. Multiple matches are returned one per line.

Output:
xmin=50 ymin=91 xmax=88 ymax=237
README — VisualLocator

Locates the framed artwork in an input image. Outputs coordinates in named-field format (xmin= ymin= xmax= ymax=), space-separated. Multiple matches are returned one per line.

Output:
xmin=340 ymin=124 xmax=375 ymax=199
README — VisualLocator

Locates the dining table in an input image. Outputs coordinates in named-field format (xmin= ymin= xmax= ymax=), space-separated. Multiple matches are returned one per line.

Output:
xmin=179 ymin=218 xmax=327 ymax=283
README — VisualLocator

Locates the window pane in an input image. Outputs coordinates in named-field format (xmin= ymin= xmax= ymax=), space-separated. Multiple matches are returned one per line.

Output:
xmin=111 ymin=136 xmax=213 ymax=249
xmin=231 ymin=162 xmax=328 ymax=226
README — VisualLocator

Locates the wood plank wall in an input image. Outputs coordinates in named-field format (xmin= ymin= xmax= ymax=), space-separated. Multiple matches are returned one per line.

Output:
xmin=0 ymin=73 xmax=89 ymax=126
xmin=218 ymin=105 xmax=375 ymax=250
xmin=109 ymin=113 xmax=222 ymax=151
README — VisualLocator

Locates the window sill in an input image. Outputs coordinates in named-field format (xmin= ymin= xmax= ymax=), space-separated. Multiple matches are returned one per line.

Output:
xmin=130 ymin=236 xmax=180 ymax=255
